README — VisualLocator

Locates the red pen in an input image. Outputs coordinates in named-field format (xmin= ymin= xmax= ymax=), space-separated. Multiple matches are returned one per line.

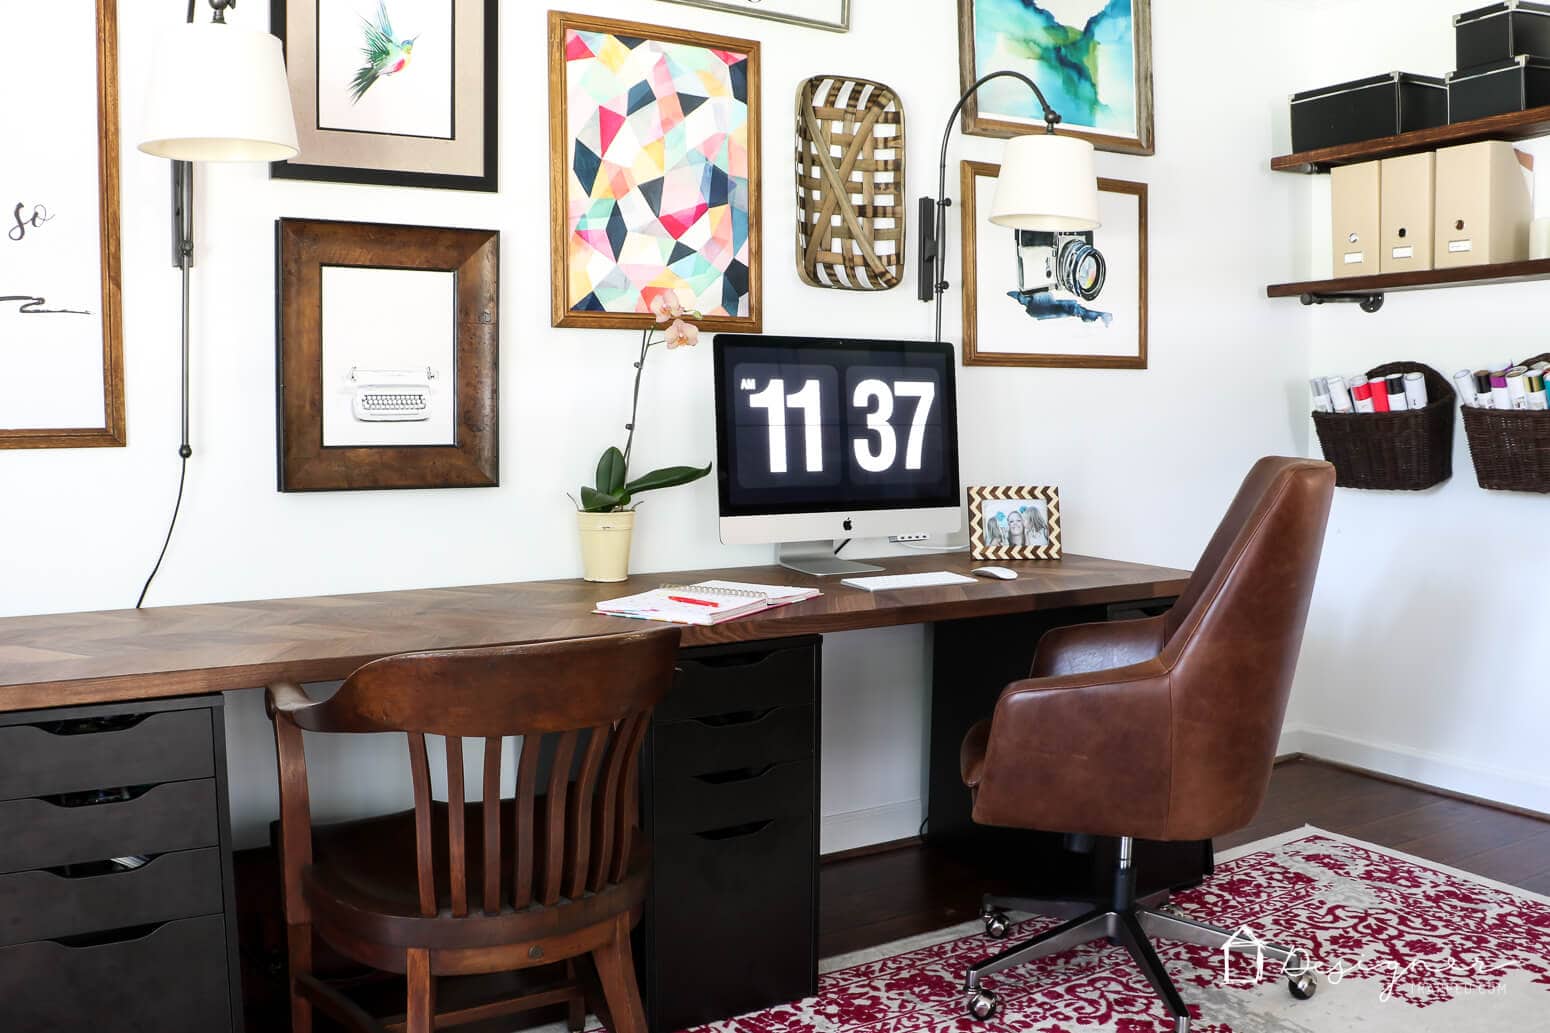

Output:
xmin=668 ymin=595 xmax=720 ymax=608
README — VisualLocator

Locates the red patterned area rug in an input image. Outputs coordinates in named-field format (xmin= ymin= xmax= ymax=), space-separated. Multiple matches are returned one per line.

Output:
xmin=692 ymin=828 xmax=1550 ymax=1033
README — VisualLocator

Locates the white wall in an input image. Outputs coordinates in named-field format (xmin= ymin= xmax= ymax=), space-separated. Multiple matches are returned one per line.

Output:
xmin=0 ymin=0 xmax=1312 ymax=851
xmin=1277 ymin=0 xmax=1550 ymax=814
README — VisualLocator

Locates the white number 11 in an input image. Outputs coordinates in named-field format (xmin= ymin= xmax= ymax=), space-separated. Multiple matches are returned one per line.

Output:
xmin=749 ymin=378 xmax=825 ymax=474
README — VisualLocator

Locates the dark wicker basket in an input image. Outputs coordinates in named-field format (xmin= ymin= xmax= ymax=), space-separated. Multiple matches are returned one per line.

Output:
xmin=1312 ymin=362 xmax=1455 ymax=491
xmin=1461 ymin=352 xmax=1550 ymax=493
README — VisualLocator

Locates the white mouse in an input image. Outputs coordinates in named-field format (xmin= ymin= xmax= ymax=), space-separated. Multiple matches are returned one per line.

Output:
xmin=972 ymin=566 xmax=1018 ymax=581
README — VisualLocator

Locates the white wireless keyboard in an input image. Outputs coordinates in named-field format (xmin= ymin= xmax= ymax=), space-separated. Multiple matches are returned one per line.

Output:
xmin=841 ymin=571 xmax=978 ymax=592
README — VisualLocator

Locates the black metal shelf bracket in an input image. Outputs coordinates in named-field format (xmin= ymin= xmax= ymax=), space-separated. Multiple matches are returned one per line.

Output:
xmin=1299 ymin=292 xmax=1385 ymax=314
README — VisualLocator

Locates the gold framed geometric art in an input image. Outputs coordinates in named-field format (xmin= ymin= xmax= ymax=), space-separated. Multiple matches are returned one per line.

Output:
xmin=547 ymin=11 xmax=762 ymax=331
xmin=968 ymin=485 xmax=1062 ymax=561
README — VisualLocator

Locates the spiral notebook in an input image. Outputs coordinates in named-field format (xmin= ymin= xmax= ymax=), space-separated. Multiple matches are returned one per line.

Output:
xmin=594 ymin=580 xmax=821 ymax=626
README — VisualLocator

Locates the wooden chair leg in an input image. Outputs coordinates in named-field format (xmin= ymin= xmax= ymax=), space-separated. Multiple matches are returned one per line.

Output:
xmin=286 ymin=923 xmax=314 ymax=1033
xmin=591 ymin=915 xmax=647 ymax=1033
xmin=406 ymin=948 xmax=435 ymax=1033
xmin=565 ymin=959 xmax=588 ymax=1032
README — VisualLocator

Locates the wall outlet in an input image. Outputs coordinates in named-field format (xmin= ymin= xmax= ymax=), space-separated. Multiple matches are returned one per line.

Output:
xmin=888 ymin=534 xmax=931 ymax=543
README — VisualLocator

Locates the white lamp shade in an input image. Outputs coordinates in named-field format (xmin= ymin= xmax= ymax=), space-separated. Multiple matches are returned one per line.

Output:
xmin=138 ymin=22 xmax=299 ymax=162
xmin=988 ymin=133 xmax=1101 ymax=233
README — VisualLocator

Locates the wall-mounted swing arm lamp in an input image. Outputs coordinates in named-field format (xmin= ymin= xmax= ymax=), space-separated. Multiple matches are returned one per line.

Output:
xmin=918 ymin=71 xmax=1101 ymax=343
xmin=133 ymin=0 xmax=298 ymax=606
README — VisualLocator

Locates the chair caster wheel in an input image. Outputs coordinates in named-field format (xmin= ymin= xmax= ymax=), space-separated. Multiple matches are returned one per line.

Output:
xmin=966 ymin=988 xmax=999 ymax=1020
xmin=1288 ymin=969 xmax=1317 ymax=1000
xmin=982 ymin=909 xmax=1011 ymax=939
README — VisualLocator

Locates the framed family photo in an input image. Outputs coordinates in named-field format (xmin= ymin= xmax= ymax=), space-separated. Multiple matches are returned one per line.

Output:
xmin=958 ymin=0 xmax=1154 ymax=156
xmin=275 ymin=218 xmax=499 ymax=491
xmin=961 ymin=161 xmax=1147 ymax=369
xmin=549 ymin=11 xmax=762 ymax=331
xmin=1 ymin=0 xmax=124 ymax=449
xmin=654 ymin=0 xmax=849 ymax=32
xmin=969 ymin=486 xmax=1062 ymax=561
xmin=270 ymin=0 xmax=499 ymax=191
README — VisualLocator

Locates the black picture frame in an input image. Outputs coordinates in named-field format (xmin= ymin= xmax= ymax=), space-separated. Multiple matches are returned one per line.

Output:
xmin=269 ymin=0 xmax=498 ymax=192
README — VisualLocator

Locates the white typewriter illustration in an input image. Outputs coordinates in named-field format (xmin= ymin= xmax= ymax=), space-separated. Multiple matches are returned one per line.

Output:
xmin=348 ymin=367 xmax=437 ymax=423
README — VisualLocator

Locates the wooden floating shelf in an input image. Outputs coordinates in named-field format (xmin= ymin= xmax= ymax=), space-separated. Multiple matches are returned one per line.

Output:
xmin=1267 ymin=259 xmax=1550 ymax=309
xmin=1271 ymin=105 xmax=1550 ymax=174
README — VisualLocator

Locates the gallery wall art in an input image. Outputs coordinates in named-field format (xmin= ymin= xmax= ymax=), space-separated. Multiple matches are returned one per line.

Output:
xmin=655 ymin=0 xmax=849 ymax=32
xmin=961 ymin=161 xmax=1147 ymax=369
xmin=271 ymin=0 xmax=499 ymax=190
xmin=1 ymin=0 xmax=124 ymax=449
xmin=276 ymin=218 xmax=500 ymax=491
xmin=958 ymin=0 xmax=1154 ymax=156
xmin=549 ymin=11 xmax=762 ymax=331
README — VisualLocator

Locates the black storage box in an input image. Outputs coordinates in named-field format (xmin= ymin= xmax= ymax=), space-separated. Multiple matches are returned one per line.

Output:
xmin=1290 ymin=72 xmax=1448 ymax=152
xmin=1448 ymin=55 xmax=1550 ymax=121
xmin=1455 ymin=2 xmax=1550 ymax=68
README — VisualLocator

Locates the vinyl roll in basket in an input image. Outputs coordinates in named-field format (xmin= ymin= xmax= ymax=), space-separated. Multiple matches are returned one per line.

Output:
xmin=1461 ymin=351 xmax=1550 ymax=493
xmin=1312 ymin=362 xmax=1455 ymax=491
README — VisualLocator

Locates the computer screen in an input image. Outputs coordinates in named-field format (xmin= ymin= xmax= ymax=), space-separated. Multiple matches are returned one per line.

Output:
xmin=712 ymin=335 xmax=960 ymax=535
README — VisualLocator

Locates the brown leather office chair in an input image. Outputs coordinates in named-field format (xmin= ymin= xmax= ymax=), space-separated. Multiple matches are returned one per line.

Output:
xmin=958 ymin=457 xmax=1336 ymax=1032
xmin=265 ymin=627 xmax=680 ymax=1033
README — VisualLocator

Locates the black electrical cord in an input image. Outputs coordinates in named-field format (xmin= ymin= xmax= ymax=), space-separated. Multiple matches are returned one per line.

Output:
xmin=834 ymin=539 xmax=852 ymax=556
xmin=136 ymin=455 xmax=188 ymax=608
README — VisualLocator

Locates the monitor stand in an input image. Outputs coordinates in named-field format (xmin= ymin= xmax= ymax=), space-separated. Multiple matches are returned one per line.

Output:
xmin=777 ymin=541 xmax=885 ymax=577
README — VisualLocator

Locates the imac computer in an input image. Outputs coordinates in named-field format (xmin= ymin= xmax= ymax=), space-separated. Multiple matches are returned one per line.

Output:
xmin=712 ymin=335 xmax=961 ymax=576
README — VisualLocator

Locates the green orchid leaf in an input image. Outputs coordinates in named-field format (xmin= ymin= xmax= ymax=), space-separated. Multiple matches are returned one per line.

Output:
xmin=624 ymin=463 xmax=712 ymax=495
xmin=595 ymin=447 xmax=627 ymax=496
xmin=580 ymin=486 xmax=625 ymax=512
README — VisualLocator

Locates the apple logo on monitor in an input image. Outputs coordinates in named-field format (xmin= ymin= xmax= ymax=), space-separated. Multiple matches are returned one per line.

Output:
xmin=843 ymin=518 xmax=853 ymax=531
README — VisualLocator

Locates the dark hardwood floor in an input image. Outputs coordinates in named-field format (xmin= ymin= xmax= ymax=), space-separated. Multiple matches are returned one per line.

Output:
xmin=818 ymin=757 xmax=1550 ymax=959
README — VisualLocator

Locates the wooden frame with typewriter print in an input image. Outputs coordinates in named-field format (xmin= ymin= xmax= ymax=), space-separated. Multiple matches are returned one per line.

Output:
xmin=968 ymin=485 xmax=1062 ymax=561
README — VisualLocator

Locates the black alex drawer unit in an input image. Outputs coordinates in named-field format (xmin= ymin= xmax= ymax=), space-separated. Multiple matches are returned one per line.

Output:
xmin=1455 ymin=2 xmax=1550 ymax=68
xmin=0 ymin=697 xmax=243 ymax=1033
xmin=1448 ymin=54 xmax=1550 ymax=120
xmin=638 ymin=637 xmax=820 ymax=1033
xmin=1290 ymin=72 xmax=1449 ymax=152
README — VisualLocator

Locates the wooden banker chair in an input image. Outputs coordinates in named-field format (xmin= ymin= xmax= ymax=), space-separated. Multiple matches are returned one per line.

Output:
xmin=265 ymin=627 xmax=681 ymax=1033
xmin=957 ymin=458 xmax=1336 ymax=1032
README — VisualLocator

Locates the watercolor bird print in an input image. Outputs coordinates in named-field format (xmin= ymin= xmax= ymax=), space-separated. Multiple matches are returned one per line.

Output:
xmin=350 ymin=1 xmax=420 ymax=104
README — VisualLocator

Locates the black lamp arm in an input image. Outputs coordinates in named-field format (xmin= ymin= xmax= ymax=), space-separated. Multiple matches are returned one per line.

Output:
xmin=920 ymin=72 xmax=1065 ymax=339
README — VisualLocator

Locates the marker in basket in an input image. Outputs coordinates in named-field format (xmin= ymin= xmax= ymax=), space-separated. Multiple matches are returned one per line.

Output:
xmin=1369 ymin=377 xmax=1390 ymax=412
xmin=1386 ymin=375 xmax=1408 ymax=412
xmin=1404 ymin=371 xmax=1429 ymax=410
xmin=1351 ymin=380 xmax=1376 ymax=413
xmin=1506 ymin=366 xmax=1530 ymax=410
xmin=1311 ymin=378 xmax=1333 ymax=413
xmin=1491 ymin=373 xmax=1513 ymax=412
xmin=1326 ymin=376 xmax=1354 ymax=413
xmin=1526 ymin=370 xmax=1547 ymax=411
xmin=1453 ymin=369 xmax=1476 ymax=407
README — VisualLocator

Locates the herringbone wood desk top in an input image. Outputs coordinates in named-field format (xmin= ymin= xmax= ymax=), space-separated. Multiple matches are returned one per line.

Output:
xmin=0 ymin=554 xmax=1189 ymax=712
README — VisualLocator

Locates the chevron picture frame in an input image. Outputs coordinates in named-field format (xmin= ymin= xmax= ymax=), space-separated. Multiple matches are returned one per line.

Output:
xmin=968 ymin=485 xmax=1062 ymax=561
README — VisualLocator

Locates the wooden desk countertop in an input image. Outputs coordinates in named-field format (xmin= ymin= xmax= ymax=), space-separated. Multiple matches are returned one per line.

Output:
xmin=0 ymin=553 xmax=1189 ymax=713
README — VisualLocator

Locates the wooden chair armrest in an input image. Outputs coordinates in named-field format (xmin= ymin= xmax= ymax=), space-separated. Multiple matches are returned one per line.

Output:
xmin=266 ymin=680 xmax=319 ymax=718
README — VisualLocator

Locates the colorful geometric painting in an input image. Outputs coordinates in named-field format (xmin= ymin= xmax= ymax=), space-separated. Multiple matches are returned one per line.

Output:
xmin=549 ymin=13 xmax=761 ymax=330
xmin=960 ymin=0 xmax=1154 ymax=156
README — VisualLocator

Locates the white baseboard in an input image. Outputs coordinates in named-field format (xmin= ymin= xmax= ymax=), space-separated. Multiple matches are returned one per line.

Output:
xmin=820 ymin=799 xmax=923 ymax=855
xmin=1278 ymin=723 xmax=1550 ymax=815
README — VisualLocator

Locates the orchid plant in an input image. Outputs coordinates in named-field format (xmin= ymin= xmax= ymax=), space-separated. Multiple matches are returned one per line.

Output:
xmin=574 ymin=293 xmax=712 ymax=513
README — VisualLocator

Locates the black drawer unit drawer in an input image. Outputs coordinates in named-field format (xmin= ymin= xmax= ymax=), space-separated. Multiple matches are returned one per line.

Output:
xmin=643 ymin=815 xmax=817 ymax=1033
xmin=0 ymin=779 xmax=219 ymax=874
xmin=0 ymin=914 xmax=234 ymax=1033
xmin=0 ymin=847 xmax=224 ymax=947
xmin=0 ymin=708 xmax=214 ymax=801
xmin=653 ymin=701 xmax=814 ymax=778
xmin=639 ymin=637 xmax=820 ymax=1033
xmin=657 ymin=638 xmax=817 ymax=724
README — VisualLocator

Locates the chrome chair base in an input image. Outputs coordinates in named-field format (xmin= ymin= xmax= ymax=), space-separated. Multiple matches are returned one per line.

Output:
xmin=963 ymin=838 xmax=1317 ymax=1031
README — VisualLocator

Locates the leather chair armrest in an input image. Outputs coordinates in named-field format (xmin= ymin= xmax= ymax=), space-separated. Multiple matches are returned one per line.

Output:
xmin=1030 ymin=615 xmax=1166 ymax=678
xmin=971 ymin=660 xmax=1174 ymax=840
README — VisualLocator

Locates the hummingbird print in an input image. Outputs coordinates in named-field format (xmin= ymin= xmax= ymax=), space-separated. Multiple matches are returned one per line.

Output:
xmin=350 ymin=1 xmax=419 ymax=104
